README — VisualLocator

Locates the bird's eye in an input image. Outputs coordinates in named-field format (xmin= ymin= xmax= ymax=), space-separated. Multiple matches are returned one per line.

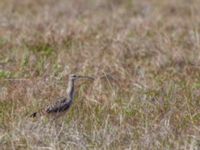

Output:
xmin=71 ymin=74 xmax=76 ymax=78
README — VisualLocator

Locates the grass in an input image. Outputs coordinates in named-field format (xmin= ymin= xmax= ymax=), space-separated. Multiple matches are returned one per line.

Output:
xmin=0 ymin=0 xmax=200 ymax=149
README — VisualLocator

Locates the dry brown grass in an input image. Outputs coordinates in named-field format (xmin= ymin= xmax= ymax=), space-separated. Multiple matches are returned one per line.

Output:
xmin=1 ymin=0 xmax=200 ymax=149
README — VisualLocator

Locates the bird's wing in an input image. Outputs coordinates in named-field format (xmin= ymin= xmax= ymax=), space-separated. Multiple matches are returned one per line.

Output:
xmin=45 ymin=97 xmax=71 ymax=113
xmin=30 ymin=97 xmax=72 ymax=117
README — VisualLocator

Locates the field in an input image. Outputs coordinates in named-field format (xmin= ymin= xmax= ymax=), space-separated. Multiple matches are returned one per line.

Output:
xmin=0 ymin=0 xmax=200 ymax=149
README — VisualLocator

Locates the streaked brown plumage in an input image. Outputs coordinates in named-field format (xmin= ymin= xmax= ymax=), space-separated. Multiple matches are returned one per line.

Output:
xmin=30 ymin=74 xmax=94 ymax=118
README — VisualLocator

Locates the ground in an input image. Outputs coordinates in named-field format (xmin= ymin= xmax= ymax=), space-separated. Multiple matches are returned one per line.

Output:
xmin=0 ymin=0 xmax=200 ymax=149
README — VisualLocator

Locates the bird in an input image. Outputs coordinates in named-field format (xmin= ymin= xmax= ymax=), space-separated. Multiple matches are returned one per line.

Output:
xmin=30 ymin=74 xmax=94 ymax=118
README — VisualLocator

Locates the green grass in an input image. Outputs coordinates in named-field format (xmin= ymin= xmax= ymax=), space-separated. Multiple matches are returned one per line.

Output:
xmin=0 ymin=70 xmax=12 ymax=79
xmin=0 ymin=0 xmax=200 ymax=149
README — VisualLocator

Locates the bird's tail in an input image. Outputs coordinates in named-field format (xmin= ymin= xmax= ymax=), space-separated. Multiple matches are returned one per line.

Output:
xmin=29 ymin=109 xmax=47 ymax=118
xmin=30 ymin=112 xmax=37 ymax=117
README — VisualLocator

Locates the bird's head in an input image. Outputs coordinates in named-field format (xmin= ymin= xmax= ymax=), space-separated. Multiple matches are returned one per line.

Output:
xmin=69 ymin=74 xmax=79 ymax=81
xmin=69 ymin=74 xmax=94 ymax=81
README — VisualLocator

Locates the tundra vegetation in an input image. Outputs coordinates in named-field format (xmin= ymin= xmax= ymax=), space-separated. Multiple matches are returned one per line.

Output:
xmin=0 ymin=0 xmax=200 ymax=149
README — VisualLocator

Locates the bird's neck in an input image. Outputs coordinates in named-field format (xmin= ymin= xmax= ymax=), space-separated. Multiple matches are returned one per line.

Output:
xmin=67 ymin=80 xmax=75 ymax=101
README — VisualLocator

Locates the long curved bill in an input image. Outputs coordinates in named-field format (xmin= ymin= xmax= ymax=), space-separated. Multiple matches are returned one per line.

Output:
xmin=77 ymin=75 xmax=95 ymax=80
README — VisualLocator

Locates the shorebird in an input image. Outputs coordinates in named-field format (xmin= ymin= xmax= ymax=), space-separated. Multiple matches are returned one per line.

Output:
xmin=30 ymin=74 xmax=94 ymax=118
